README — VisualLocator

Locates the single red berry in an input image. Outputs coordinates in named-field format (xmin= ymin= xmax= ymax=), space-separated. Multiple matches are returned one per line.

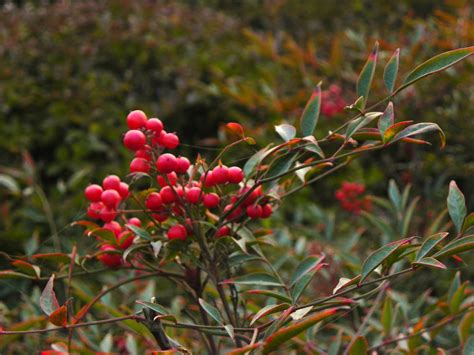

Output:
xmin=160 ymin=186 xmax=176 ymax=204
xmin=203 ymin=193 xmax=220 ymax=209
xmin=99 ymin=207 xmax=117 ymax=222
xmin=228 ymin=166 xmax=244 ymax=184
xmin=153 ymin=129 xmax=167 ymax=146
xmin=103 ymin=175 xmax=121 ymax=191
xmin=84 ymin=184 xmax=103 ymax=202
xmin=87 ymin=201 xmax=104 ymax=219
xmin=145 ymin=118 xmax=163 ymax=133
xmin=216 ymin=225 xmax=231 ymax=238
xmin=98 ymin=244 xmax=122 ymax=267
xmin=127 ymin=110 xmax=148 ymax=129
xmin=246 ymin=204 xmax=263 ymax=219
xmin=157 ymin=172 xmax=178 ymax=187
xmin=186 ymin=187 xmax=202 ymax=204
xmin=212 ymin=165 xmax=229 ymax=185
xmin=161 ymin=133 xmax=179 ymax=149
xmin=167 ymin=224 xmax=187 ymax=240
xmin=175 ymin=157 xmax=191 ymax=174
xmin=201 ymin=171 xmax=216 ymax=187
xmin=242 ymin=185 xmax=263 ymax=207
xmin=127 ymin=217 xmax=142 ymax=227
xmin=152 ymin=209 xmax=168 ymax=223
xmin=103 ymin=221 xmax=122 ymax=237
xmin=123 ymin=130 xmax=147 ymax=151
xmin=101 ymin=189 xmax=121 ymax=208
xmin=224 ymin=204 xmax=242 ymax=220
xmin=118 ymin=182 xmax=129 ymax=199
xmin=130 ymin=157 xmax=150 ymax=173
xmin=135 ymin=148 xmax=152 ymax=161
xmin=117 ymin=231 xmax=134 ymax=249
xmin=145 ymin=192 xmax=163 ymax=210
xmin=261 ymin=204 xmax=273 ymax=218
xmin=156 ymin=153 xmax=177 ymax=174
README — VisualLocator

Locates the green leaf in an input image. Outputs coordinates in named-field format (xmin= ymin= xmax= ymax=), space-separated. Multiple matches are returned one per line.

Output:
xmin=412 ymin=257 xmax=447 ymax=270
xmin=291 ymin=270 xmax=319 ymax=303
xmin=300 ymin=83 xmax=321 ymax=136
xmin=243 ymin=145 xmax=272 ymax=177
xmin=361 ymin=211 xmax=396 ymax=240
xmin=290 ymin=255 xmax=325 ymax=286
xmin=458 ymin=310 xmax=474 ymax=343
xmin=360 ymin=238 xmax=412 ymax=282
xmin=0 ymin=270 xmax=34 ymax=279
xmin=224 ymin=273 xmax=283 ymax=287
xmin=402 ymin=46 xmax=474 ymax=88
xmin=88 ymin=228 xmax=117 ymax=244
xmin=275 ymin=124 xmax=296 ymax=142
xmin=302 ymin=136 xmax=325 ymax=159
xmin=383 ymin=48 xmax=400 ymax=93
xmin=250 ymin=303 xmax=290 ymax=325
xmin=39 ymin=274 xmax=60 ymax=316
xmin=136 ymin=300 xmax=173 ymax=318
xmin=262 ymin=308 xmax=338 ymax=354
xmin=462 ymin=212 xmax=474 ymax=234
xmin=245 ymin=290 xmax=292 ymax=303
xmin=265 ymin=153 xmax=297 ymax=181
xmin=126 ymin=224 xmax=152 ymax=241
xmin=378 ymin=102 xmax=394 ymax=139
xmin=390 ymin=122 xmax=446 ymax=148
xmin=356 ymin=42 xmax=378 ymax=105
xmin=347 ymin=336 xmax=368 ymax=355
xmin=447 ymin=180 xmax=467 ymax=235
xmin=434 ymin=234 xmax=474 ymax=259
xmin=198 ymin=298 xmax=224 ymax=324
xmin=224 ymin=324 xmax=235 ymax=342
xmin=401 ymin=197 xmax=419 ymax=237
xmin=448 ymin=271 xmax=461 ymax=303
xmin=0 ymin=174 xmax=20 ymax=195
xmin=332 ymin=275 xmax=361 ymax=294
xmin=463 ymin=335 xmax=474 ymax=355
xmin=388 ymin=179 xmax=401 ymax=213
xmin=345 ymin=112 xmax=382 ymax=142
xmin=381 ymin=297 xmax=392 ymax=335
xmin=415 ymin=232 xmax=449 ymax=261
xmin=450 ymin=282 xmax=467 ymax=313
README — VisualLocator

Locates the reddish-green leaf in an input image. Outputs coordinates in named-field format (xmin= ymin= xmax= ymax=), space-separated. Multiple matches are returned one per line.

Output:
xmin=88 ymin=227 xmax=117 ymax=244
xmin=250 ymin=304 xmax=290 ymax=325
xmin=415 ymin=232 xmax=449 ymax=261
xmin=302 ymin=136 xmax=325 ymax=159
xmin=356 ymin=42 xmax=378 ymax=105
xmin=345 ymin=112 xmax=382 ymax=142
xmin=224 ymin=273 xmax=283 ymax=287
xmin=378 ymin=102 xmax=395 ymax=139
xmin=390 ymin=122 xmax=446 ymax=148
xmin=434 ymin=235 xmax=474 ymax=259
xmin=290 ymin=255 xmax=325 ymax=286
xmin=383 ymin=48 xmax=399 ymax=93
xmin=462 ymin=212 xmax=474 ymax=234
xmin=333 ymin=275 xmax=361 ymax=294
xmin=31 ymin=253 xmax=71 ymax=264
xmin=450 ymin=282 xmax=468 ymax=313
xmin=228 ymin=342 xmax=263 ymax=355
xmin=262 ymin=308 xmax=338 ymax=354
xmin=383 ymin=120 xmax=413 ymax=143
xmin=458 ymin=310 xmax=474 ymax=343
xmin=245 ymin=290 xmax=291 ymax=303
xmin=291 ymin=263 xmax=326 ymax=302
xmin=226 ymin=122 xmax=245 ymax=137
xmin=275 ymin=124 xmax=296 ymax=142
xmin=11 ymin=260 xmax=40 ymax=278
xmin=413 ymin=257 xmax=447 ymax=270
xmin=49 ymin=305 xmax=67 ymax=327
xmin=300 ymin=83 xmax=321 ymax=136
xmin=347 ymin=336 xmax=368 ymax=355
xmin=447 ymin=180 xmax=467 ymax=234
xmin=40 ymin=274 xmax=60 ymax=316
xmin=381 ymin=297 xmax=392 ymax=335
xmin=0 ymin=270 xmax=34 ymax=279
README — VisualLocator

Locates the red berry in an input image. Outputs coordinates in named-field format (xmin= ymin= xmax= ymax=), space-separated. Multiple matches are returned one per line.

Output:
xmin=212 ymin=165 xmax=229 ymax=185
xmin=201 ymin=171 xmax=216 ymax=187
xmin=172 ymin=204 xmax=185 ymax=216
xmin=175 ymin=157 xmax=191 ymax=174
xmin=84 ymin=184 xmax=103 ymax=202
xmin=123 ymin=130 xmax=147 ymax=151
xmin=127 ymin=110 xmax=148 ymax=129
xmin=157 ymin=172 xmax=178 ymax=187
xmin=117 ymin=231 xmax=134 ymax=249
xmin=224 ymin=204 xmax=242 ymax=220
xmin=160 ymin=186 xmax=176 ymax=204
xmin=127 ymin=217 xmax=142 ymax=227
xmin=146 ymin=118 xmax=163 ymax=133
xmin=161 ymin=133 xmax=179 ymax=149
xmin=87 ymin=201 xmax=104 ymax=219
xmin=153 ymin=130 xmax=167 ymax=146
xmin=99 ymin=207 xmax=117 ymax=222
xmin=145 ymin=192 xmax=163 ymax=210
xmin=186 ymin=187 xmax=202 ymax=204
xmin=167 ymin=224 xmax=187 ymax=240
xmin=152 ymin=210 xmax=168 ymax=223
xmin=228 ymin=166 xmax=244 ymax=184
xmin=135 ymin=148 xmax=152 ymax=161
xmin=216 ymin=226 xmax=230 ymax=238
xmin=246 ymin=204 xmax=263 ymax=219
xmin=261 ymin=204 xmax=273 ymax=218
xmin=103 ymin=175 xmax=121 ymax=191
xmin=103 ymin=221 xmax=122 ymax=237
xmin=118 ymin=182 xmax=129 ymax=199
xmin=98 ymin=245 xmax=122 ymax=267
xmin=101 ymin=189 xmax=121 ymax=208
xmin=130 ymin=157 xmax=150 ymax=173
xmin=156 ymin=153 xmax=177 ymax=174
xmin=203 ymin=193 xmax=220 ymax=209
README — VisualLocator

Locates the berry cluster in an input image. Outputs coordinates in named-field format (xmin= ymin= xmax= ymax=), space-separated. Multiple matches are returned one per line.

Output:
xmin=321 ymin=84 xmax=346 ymax=117
xmin=335 ymin=181 xmax=371 ymax=214
xmin=83 ymin=110 xmax=274 ymax=267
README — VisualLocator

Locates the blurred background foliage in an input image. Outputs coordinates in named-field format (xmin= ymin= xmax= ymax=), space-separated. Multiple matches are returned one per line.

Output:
xmin=0 ymin=0 xmax=472 ymax=254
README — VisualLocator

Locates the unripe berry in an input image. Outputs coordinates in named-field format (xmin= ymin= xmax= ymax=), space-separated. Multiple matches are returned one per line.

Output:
xmin=246 ymin=204 xmax=263 ymax=219
xmin=228 ymin=166 xmax=244 ymax=184
xmin=217 ymin=225 xmax=231 ymax=238
xmin=157 ymin=172 xmax=178 ymax=187
xmin=156 ymin=153 xmax=177 ymax=174
xmin=98 ymin=244 xmax=122 ymax=267
xmin=203 ymin=193 xmax=220 ymax=209
xmin=119 ymin=182 xmax=129 ymax=199
xmin=261 ymin=204 xmax=273 ymax=218
xmin=101 ymin=189 xmax=121 ymax=208
xmin=103 ymin=175 xmax=121 ymax=191
xmin=186 ymin=187 xmax=202 ymax=204
xmin=160 ymin=186 xmax=176 ymax=204
xmin=127 ymin=110 xmax=148 ymax=129
xmin=99 ymin=207 xmax=117 ymax=222
xmin=145 ymin=192 xmax=163 ymax=210
xmin=123 ymin=130 xmax=147 ymax=151
xmin=130 ymin=157 xmax=150 ymax=173
xmin=117 ymin=231 xmax=134 ymax=249
xmin=103 ymin=221 xmax=122 ymax=237
xmin=127 ymin=217 xmax=142 ymax=227
xmin=161 ymin=133 xmax=179 ymax=149
xmin=167 ymin=224 xmax=187 ymax=240
xmin=175 ymin=157 xmax=190 ymax=174
xmin=212 ymin=165 xmax=229 ymax=185
xmin=84 ymin=184 xmax=103 ymax=202
xmin=87 ymin=202 xmax=104 ymax=219
xmin=145 ymin=118 xmax=163 ymax=133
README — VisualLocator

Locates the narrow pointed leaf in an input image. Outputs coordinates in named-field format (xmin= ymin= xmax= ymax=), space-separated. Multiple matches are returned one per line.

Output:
xmin=413 ymin=257 xmax=447 ymax=270
xmin=136 ymin=300 xmax=172 ymax=316
xmin=447 ymin=180 xmax=467 ymax=234
xmin=345 ymin=112 xmax=382 ymax=141
xmin=11 ymin=260 xmax=40 ymax=278
xmin=383 ymin=120 xmax=413 ymax=143
xmin=126 ymin=224 xmax=152 ymax=241
xmin=275 ymin=124 xmax=296 ymax=142
xmin=40 ymin=274 xmax=60 ymax=316
xmin=302 ymin=135 xmax=325 ymax=158
xmin=224 ymin=273 xmax=283 ymax=287
xmin=198 ymin=298 xmax=224 ymax=324
xmin=390 ymin=122 xmax=446 ymax=148
xmin=434 ymin=234 xmax=474 ymax=259
xmin=462 ymin=212 xmax=474 ymax=233
xmin=378 ymin=102 xmax=395 ymax=138
xmin=0 ymin=270 xmax=34 ymax=279
xmin=415 ymin=232 xmax=449 ymax=261
xmin=356 ymin=42 xmax=378 ymax=105
xmin=333 ymin=275 xmax=361 ymax=294
xmin=388 ymin=179 xmax=401 ymax=212
xmin=291 ymin=268 xmax=319 ymax=303
xmin=383 ymin=49 xmax=400 ymax=93
xmin=347 ymin=336 xmax=368 ymax=355
xmin=300 ymin=83 xmax=321 ymax=136
xmin=250 ymin=303 xmax=290 ymax=325
xmin=381 ymin=297 xmax=392 ymax=335
xmin=290 ymin=255 xmax=325 ymax=286
xmin=245 ymin=290 xmax=292 ymax=303
xmin=243 ymin=145 xmax=272 ymax=177
xmin=224 ymin=324 xmax=235 ymax=341
xmin=458 ymin=310 xmax=474 ymax=342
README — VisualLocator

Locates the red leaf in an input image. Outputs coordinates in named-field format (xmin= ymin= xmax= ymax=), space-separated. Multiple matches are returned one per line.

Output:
xmin=49 ymin=305 xmax=68 ymax=327
xmin=226 ymin=122 xmax=244 ymax=137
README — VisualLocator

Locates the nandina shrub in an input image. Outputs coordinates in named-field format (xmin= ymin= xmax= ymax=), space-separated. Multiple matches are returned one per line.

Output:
xmin=1 ymin=45 xmax=473 ymax=354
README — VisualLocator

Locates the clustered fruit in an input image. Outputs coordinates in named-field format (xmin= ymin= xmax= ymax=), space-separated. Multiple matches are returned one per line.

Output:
xmin=335 ymin=181 xmax=371 ymax=214
xmin=83 ymin=110 xmax=274 ymax=267
xmin=321 ymin=84 xmax=346 ymax=117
